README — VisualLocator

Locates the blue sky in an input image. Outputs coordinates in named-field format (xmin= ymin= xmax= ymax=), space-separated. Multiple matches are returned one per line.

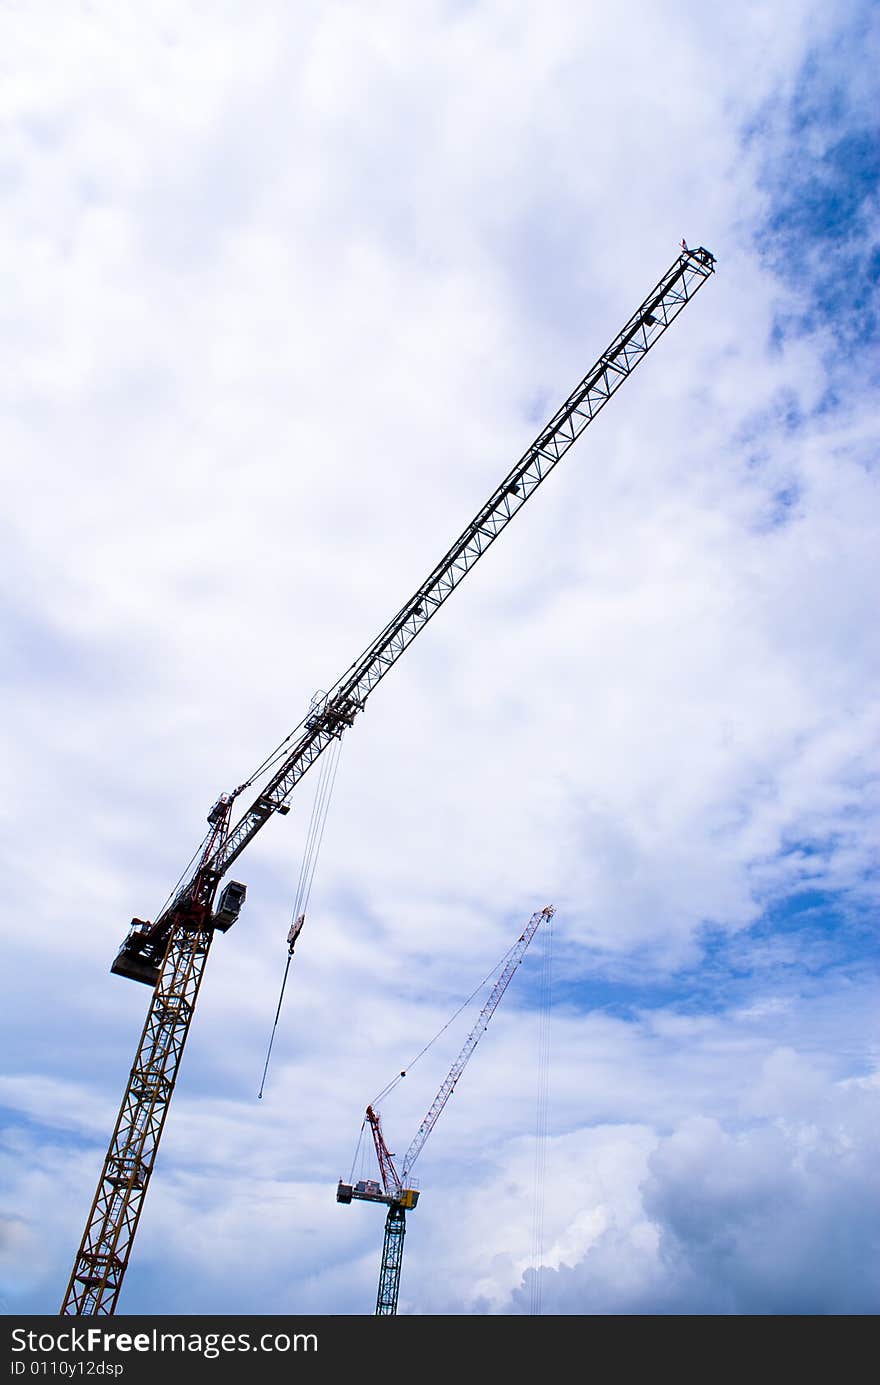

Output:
xmin=1 ymin=0 xmax=878 ymax=1318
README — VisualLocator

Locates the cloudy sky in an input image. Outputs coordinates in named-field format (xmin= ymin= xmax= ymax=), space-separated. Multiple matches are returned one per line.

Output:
xmin=2 ymin=0 xmax=878 ymax=1319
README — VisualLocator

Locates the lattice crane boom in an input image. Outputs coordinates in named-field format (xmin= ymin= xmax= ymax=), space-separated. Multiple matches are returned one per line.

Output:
xmin=402 ymin=905 xmax=555 ymax=1184
xmin=112 ymin=245 xmax=715 ymax=985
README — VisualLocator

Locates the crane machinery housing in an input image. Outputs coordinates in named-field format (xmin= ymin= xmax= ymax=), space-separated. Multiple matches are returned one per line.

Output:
xmin=59 ymin=244 xmax=715 ymax=1316
xmin=338 ymin=905 xmax=556 ymax=1315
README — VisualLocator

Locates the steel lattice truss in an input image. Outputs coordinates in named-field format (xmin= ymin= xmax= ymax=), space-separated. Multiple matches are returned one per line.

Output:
xmin=376 ymin=1204 xmax=407 ymax=1316
xmin=114 ymin=246 xmax=713 ymax=982
xmin=205 ymin=248 xmax=715 ymax=883
xmin=402 ymin=906 xmax=554 ymax=1184
xmin=60 ymin=924 xmax=215 ymax=1314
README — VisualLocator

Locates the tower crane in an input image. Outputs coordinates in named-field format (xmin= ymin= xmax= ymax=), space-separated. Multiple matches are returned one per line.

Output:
xmin=59 ymin=246 xmax=715 ymax=1316
xmin=338 ymin=905 xmax=555 ymax=1315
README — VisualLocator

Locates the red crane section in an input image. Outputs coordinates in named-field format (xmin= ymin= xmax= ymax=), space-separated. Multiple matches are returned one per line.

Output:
xmin=366 ymin=1105 xmax=402 ymax=1200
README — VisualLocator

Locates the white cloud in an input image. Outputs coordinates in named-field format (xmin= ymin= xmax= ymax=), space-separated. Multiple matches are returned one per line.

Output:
xmin=1 ymin=0 xmax=877 ymax=1317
